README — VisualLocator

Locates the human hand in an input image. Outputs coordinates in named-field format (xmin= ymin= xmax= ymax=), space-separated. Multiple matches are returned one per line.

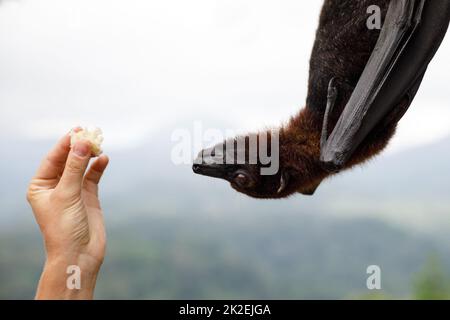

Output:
xmin=27 ymin=129 xmax=109 ymax=299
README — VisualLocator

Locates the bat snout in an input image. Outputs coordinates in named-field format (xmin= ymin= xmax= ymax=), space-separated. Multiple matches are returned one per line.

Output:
xmin=192 ymin=146 xmax=234 ymax=180
xmin=192 ymin=163 xmax=201 ymax=173
xmin=192 ymin=162 xmax=228 ymax=179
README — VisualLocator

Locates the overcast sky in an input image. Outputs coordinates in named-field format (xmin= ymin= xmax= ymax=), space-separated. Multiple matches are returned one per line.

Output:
xmin=0 ymin=0 xmax=449 ymax=153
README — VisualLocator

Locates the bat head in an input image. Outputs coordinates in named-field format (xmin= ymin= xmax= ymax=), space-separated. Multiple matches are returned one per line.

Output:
xmin=192 ymin=133 xmax=299 ymax=199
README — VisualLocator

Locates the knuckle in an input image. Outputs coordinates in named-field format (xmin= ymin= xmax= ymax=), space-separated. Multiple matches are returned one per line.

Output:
xmin=84 ymin=182 xmax=99 ymax=195
xmin=26 ymin=189 xmax=33 ymax=203
xmin=26 ymin=183 xmax=37 ymax=203
xmin=66 ymin=159 xmax=83 ymax=174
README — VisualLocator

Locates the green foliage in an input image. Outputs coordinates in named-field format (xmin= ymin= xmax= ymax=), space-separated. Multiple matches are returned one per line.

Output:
xmin=1 ymin=214 xmax=449 ymax=299
xmin=412 ymin=254 xmax=450 ymax=300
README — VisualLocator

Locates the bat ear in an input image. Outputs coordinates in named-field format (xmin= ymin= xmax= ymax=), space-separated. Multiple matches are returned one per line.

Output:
xmin=277 ymin=169 xmax=290 ymax=194
xmin=298 ymin=179 xmax=323 ymax=196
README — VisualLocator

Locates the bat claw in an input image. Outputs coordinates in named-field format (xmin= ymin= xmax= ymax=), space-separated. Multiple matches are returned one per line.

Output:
xmin=320 ymin=77 xmax=339 ymax=152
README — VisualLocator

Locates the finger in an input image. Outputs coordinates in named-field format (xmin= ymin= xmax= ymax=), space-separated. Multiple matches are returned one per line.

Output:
xmin=57 ymin=140 xmax=92 ymax=197
xmin=34 ymin=134 xmax=71 ymax=181
xmin=83 ymin=155 xmax=109 ymax=194
xmin=34 ymin=127 xmax=82 ymax=182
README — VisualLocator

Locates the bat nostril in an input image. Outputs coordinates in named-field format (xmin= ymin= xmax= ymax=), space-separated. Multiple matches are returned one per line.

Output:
xmin=192 ymin=164 xmax=200 ymax=172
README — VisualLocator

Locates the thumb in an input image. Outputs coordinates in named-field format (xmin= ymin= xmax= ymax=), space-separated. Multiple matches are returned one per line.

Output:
xmin=57 ymin=140 xmax=92 ymax=197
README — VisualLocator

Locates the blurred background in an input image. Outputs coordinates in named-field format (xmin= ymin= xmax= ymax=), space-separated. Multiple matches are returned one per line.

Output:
xmin=1 ymin=0 xmax=450 ymax=299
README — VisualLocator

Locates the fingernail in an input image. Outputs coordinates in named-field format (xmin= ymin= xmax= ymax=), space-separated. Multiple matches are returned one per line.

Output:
xmin=73 ymin=142 xmax=90 ymax=157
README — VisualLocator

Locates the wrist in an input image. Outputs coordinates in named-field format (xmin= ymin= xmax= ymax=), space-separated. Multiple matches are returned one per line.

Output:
xmin=35 ymin=254 xmax=102 ymax=300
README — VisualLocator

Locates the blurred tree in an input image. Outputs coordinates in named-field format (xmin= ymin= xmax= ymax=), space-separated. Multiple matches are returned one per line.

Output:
xmin=412 ymin=254 xmax=450 ymax=300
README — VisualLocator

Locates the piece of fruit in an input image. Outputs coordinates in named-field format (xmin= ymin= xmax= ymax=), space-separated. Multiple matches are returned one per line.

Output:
xmin=70 ymin=127 xmax=104 ymax=156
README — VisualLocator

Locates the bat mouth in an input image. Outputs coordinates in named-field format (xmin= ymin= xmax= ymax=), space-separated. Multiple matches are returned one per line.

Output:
xmin=192 ymin=149 xmax=232 ymax=180
xmin=192 ymin=163 xmax=228 ymax=179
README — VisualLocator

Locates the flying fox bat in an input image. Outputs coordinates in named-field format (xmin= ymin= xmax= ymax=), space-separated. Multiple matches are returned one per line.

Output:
xmin=193 ymin=0 xmax=450 ymax=199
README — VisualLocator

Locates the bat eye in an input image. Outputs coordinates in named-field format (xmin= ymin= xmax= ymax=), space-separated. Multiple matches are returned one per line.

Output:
xmin=233 ymin=172 xmax=252 ymax=188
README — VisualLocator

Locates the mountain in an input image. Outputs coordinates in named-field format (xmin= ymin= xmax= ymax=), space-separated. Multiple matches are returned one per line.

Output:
xmin=1 ymin=133 xmax=449 ymax=230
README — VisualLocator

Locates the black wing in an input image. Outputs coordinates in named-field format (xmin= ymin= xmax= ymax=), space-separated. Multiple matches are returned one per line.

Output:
xmin=320 ymin=0 xmax=450 ymax=171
